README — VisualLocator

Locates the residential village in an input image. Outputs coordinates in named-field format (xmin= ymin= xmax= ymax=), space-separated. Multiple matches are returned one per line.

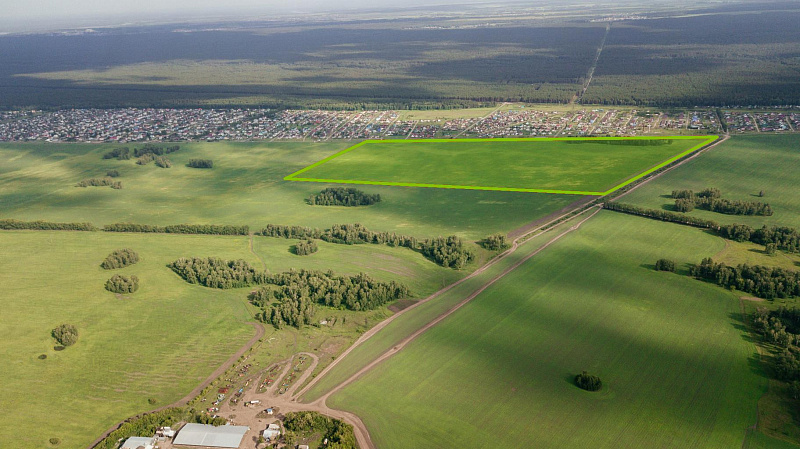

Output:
xmin=0 ymin=106 xmax=797 ymax=143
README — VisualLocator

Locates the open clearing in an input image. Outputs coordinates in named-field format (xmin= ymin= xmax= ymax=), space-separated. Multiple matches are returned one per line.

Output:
xmin=619 ymin=135 xmax=800 ymax=229
xmin=0 ymin=142 xmax=576 ymax=241
xmin=328 ymin=212 xmax=765 ymax=448
xmin=286 ymin=136 xmax=715 ymax=195
xmin=0 ymin=231 xmax=462 ymax=449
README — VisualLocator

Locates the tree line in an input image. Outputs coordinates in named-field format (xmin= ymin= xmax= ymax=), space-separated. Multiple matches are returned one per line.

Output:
xmin=102 ymin=248 xmax=140 ymax=270
xmin=283 ymin=411 xmax=357 ymax=449
xmin=76 ymin=177 xmax=122 ymax=189
xmin=104 ymin=223 xmax=249 ymax=235
xmin=689 ymin=258 xmax=800 ymax=300
xmin=259 ymin=223 xmax=473 ymax=269
xmin=671 ymin=188 xmax=772 ymax=216
xmin=308 ymin=187 xmax=381 ymax=207
xmin=602 ymin=202 xmax=720 ymax=229
xmin=0 ymin=218 xmax=97 ymax=231
xmin=105 ymin=274 xmax=140 ymax=294
xmin=187 ymin=158 xmax=214 ymax=169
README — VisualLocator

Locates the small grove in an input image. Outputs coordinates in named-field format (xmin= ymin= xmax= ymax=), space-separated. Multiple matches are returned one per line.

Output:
xmin=308 ymin=187 xmax=381 ymax=207
xmin=101 ymin=248 xmax=140 ymax=270
xmin=187 ymin=158 xmax=213 ymax=168
xmin=283 ymin=411 xmax=356 ymax=449
xmin=52 ymin=324 xmax=78 ymax=347
xmin=689 ymin=258 xmax=800 ymax=300
xmin=671 ymin=188 xmax=772 ymax=216
xmin=76 ymin=177 xmax=122 ymax=189
xmin=105 ymin=274 xmax=140 ymax=294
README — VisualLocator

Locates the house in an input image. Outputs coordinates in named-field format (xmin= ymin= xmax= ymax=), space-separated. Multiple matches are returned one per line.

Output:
xmin=173 ymin=423 xmax=249 ymax=448
xmin=262 ymin=423 xmax=281 ymax=441
xmin=121 ymin=436 xmax=155 ymax=449
xmin=265 ymin=408 xmax=274 ymax=415
xmin=298 ymin=445 xmax=310 ymax=449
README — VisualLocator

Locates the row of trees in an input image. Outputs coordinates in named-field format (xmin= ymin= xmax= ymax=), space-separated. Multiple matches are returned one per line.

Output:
xmin=259 ymin=223 xmax=473 ymax=269
xmin=105 ymin=274 xmax=140 ymax=294
xmin=101 ymin=248 xmax=140 ymax=270
xmin=294 ymin=239 xmax=318 ymax=255
xmin=187 ymin=158 xmax=213 ymax=169
xmin=689 ymin=258 xmax=800 ymax=300
xmin=52 ymin=324 xmax=78 ymax=347
xmin=283 ymin=412 xmax=357 ymax=449
xmin=480 ymin=233 xmax=509 ymax=251
xmin=76 ymin=177 xmax=122 ymax=189
xmin=0 ymin=219 xmax=97 ymax=231
xmin=103 ymin=223 xmax=249 ymax=235
xmin=602 ymin=202 xmax=720 ymax=229
xmin=308 ymin=187 xmax=381 ymax=207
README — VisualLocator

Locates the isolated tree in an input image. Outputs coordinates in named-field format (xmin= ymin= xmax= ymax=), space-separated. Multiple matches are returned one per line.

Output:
xmin=52 ymin=324 xmax=78 ymax=347
xmin=575 ymin=371 xmax=602 ymax=391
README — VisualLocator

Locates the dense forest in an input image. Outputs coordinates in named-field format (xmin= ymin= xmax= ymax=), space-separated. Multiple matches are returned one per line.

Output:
xmin=101 ymin=248 xmax=140 ymax=270
xmin=308 ymin=188 xmax=381 ymax=207
xmin=689 ymin=258 xmax=800 ymax=299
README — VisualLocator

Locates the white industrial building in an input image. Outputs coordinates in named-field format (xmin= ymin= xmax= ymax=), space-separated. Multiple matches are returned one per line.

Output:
xmin=172 ymin=423 xmax=249 ymax=448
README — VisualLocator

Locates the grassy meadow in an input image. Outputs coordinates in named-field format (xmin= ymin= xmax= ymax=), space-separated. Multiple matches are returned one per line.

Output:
xmin=329 ymin=211 xmax=766 ymax=448
xmin=0 ymin=142 xmax=576 ymax=241
xmin=619 ymin=135 xmax=800 ymax=229
xmin=291 ymin=137 xmax=709 ymax=194
xmin=0 ymin=230 xmax=463 ymax=449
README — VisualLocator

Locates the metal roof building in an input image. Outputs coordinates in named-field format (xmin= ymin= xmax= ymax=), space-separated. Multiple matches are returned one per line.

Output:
xmin=173 ymin=423 xmax=249 ymax=448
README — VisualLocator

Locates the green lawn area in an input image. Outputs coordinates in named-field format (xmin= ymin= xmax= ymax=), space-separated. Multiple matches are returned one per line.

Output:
xmin=0 ymin=231 xmax=462 ymax=449
xmin=287 ymin=137 xmax=713 ymax=194
xmin=0 ymin=142 xmax=576 ymax=241
xmin=618 ymin=135 xmax=800 ymax=229
xmin=328 ymin=211 xmax=766 ymax=448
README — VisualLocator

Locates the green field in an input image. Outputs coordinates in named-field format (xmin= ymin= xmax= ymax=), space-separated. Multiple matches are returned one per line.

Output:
xmin=328 ymin=212 xmax=765 ymax=448
xmin=619 ymin=135 xmax=800 ymax=229
xmin=0 ymin=231 xmax=462 ymax=449
xmin=0 ymin=142 xmax=576 ymax=240
xmin=287 ymin=137 xmax=715 ymax=195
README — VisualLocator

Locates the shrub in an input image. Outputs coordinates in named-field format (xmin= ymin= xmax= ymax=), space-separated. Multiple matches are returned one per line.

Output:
xmin=654 ymin=259 xmax=676 ymax=272
xmin=148 ymin=398 xmax=157 ymax=405
xmin=105 ymin=274 xmax=140 ymax=293
xmin=52 ymin=324 xmax=78 ymax=347
xmin=101 ymin=248 xmax=140 ymax=270
xmin=106 ymin=169 xmax=120 ymax=177
xmin=575 ymin=371 xmax=602 ymax=391
xmin=294 ymin=239 xmax=318 ymax=256
xmin=49 ymin=437 xmax=60 ymax=445
xmin=136 ymin=153 xmax=155 ymax=165
xmin=154 ymin=156 xmax=172 ymax=168
xmin=187 ymin=159 xmax=214 ymax=169
xmin=38 ymin=354 xmax=47 ymax=360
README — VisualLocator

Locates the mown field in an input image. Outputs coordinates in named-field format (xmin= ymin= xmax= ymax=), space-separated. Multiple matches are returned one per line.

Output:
xmin=291 ymin=137 xmax=711 ymax=194
xmin=329 ymin=212 xmax=766 ymax=448
xmin=619 ymin=135 xmax=800 ymax=229
xmin=0 ymin=231 xmax=462 ymax=449
xmin=0 ymin=142 xmax=576 ymax=241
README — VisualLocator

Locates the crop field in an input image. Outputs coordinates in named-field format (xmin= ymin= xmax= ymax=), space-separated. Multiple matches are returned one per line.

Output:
xmin=287 ymin=137 xmax=715 ymax=195
xmin=328 ymin=212 xmax=766 ymax=448
xmin=0 ymin=231 xmax=462 ymax=448
xmin=619 ymin=135 xmax=800 ymax=229
xmin=0 ymin=142 xmax=576 ymax=241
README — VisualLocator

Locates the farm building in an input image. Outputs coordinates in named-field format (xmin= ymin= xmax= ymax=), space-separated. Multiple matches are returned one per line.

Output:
xmin=121 ymin=436 xmax=155 ymax=449
xmin=172 ymin=423 xmax=249 ymax=448
xmin=262 ymin=423 xmax=281 ymax=440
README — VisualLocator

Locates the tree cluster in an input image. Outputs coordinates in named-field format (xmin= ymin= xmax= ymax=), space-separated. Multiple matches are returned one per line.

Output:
xmin=154 ymin=156 xmax=172 ymax=168
xmin=102 ymin=147 xmax=130 ymax=160
xmin=294 ymin=239 xmax=318 ymax=256
xmin=103 ymin=223 xmax=249 ymax=235
xmin=689 ymin=258 xmax=800 ymax=299
xmin=136 ymin=153 xmax=155 ymax=165
xmin=106 ymin=169 xmax=120 ymax=178
xmin=105 ymin=274 xmax=140 ymax=294
xmin=168 ymin=257 xmax=267 ymax=289
xmin=671 ymin=188 xmax=772 ymax=216
xmin=480 ymin=233 xmax=509 ymax=251
xmin=133 ymin=144 xmax=180 ymax=157
xmin=420 ymin=236 xmax=474 ymax=269
xmin=52 ymin=324 xmax=78 ymax=347
xmin=718 ymin=224 xmax=800 ymax=253
xmin=101 ymin=248 xmax=140 ymax=270
xmin=751 ymin=307 xmax=800 ymax=404
xmin=575 ymin=371 xmax=602 ymax=391
xmin=283 ymin=411 xmax=357 ymax=449
xmin=0 ymin=219 xmax=97 ymax=231
xmin=308 ymin=187 xmax=381 ymax=207
xmin=654 ymin=259 xmax=676 ymax=272
xmin=187 ymin=158 xmax=214 ymax=169
xmin=76 ymin=177 xmax=122 ymax=189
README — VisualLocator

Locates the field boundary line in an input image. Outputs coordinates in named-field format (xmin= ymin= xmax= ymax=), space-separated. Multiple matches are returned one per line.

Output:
xmin=284 ymin=136 xmax=717 ymax=196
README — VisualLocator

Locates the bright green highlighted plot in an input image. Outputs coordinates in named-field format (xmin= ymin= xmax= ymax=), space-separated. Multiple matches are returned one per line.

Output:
xmin=286 ymin=136 xmax=717 ymax=195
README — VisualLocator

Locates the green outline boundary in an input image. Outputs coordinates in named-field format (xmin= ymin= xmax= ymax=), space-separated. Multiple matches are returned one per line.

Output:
xmin=284 ymin=135 xmax=719 ymax=196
